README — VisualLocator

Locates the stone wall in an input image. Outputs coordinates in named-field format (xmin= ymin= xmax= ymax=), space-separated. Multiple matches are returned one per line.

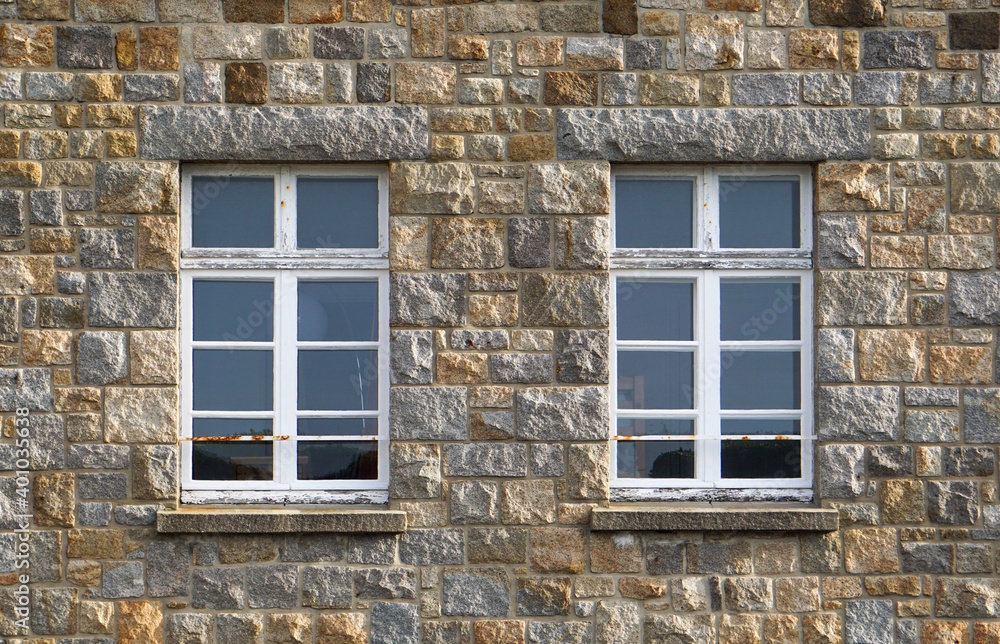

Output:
xmin=0 ymin=0 xmax=999 ymax=642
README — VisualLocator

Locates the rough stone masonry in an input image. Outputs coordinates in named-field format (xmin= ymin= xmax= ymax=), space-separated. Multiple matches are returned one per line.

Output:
xmin=1 ymin=0 xmax=1000 ymax=642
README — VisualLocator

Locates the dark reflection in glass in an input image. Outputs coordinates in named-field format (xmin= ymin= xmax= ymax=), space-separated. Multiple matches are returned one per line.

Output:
xmin=298 ymin=417 xmax=378 ymax=436
xmin=297 ymin=177 xmax=379 ymax=249
xmin=617 ymin=281 xmax=693 ymax=341
xmin=298 ymin=281 xmax=378 ymax=342
xmin=617 ymin=418 xmax=694 ymax=437
xmin=193 ymin=349 xmax=272 ymax=411
xmin=719 ymin=177 xmax=799 ymax=248
xmin=298 ymin=441 xmax=378 ymax=480
xmin=617 ymin=350 xmax=694 ymax=410
xmin=193 ymin=280 xmax=274 ymax=342
xmin=191 ymin=176 xmax=274 ymax=248
xmin=720 ymin=280 xmax=800 ymax=341
xmin=616 ymin=178 xmax=695 ymax=248
xmin=721 ymin=419 xmax=800 ymax=436
xmin=720 ymin=351 xmax=800 ymax=410
xmin=298 ymin=350 xmax=378 ymax=411
xmin=193 ymin=442 xmax=273 ymax=480
xmin=618 ymin=440 xmax=695 ymax=478
xmin=193 ymin=418 xmax=272 ymax=437
xmin=721 ymin=440 xmax=801 ymax=479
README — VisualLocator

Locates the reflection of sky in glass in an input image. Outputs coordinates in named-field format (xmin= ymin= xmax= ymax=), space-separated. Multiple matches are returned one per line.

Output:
xmin=298 ymin=281 xmax=378 ymax=342
xmin=616 ymin=178 xmax=694 ymax=248
xmin=721 ymin=280 xmax=799 ymax=341
xmin=298 ymin=177 xmax=379 ymax=249
xmin=191 ymin=176 xmax=274 ymax=248
xmin=193 ymin=349 xmax=272 ymax=411
xmin=617 ymin=281 xmax=693 ymax=341
xmin=719 ymin=178 xmax=799 ymax=248
xmin=193 ymin=280 xmax=273 ymax=342
xmin=298 ymin=350 xmax=378 ymax=411
xmin=617 ymin=351 xmax=694 ymax=410
xmin=720 ymin=351 xmax=800 ymax=410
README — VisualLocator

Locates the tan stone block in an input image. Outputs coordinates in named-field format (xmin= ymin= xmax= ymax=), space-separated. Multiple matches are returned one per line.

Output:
xmin=68 ymin=529 xmax=126 ymax=559
xmin=290 ymin=0 xmax=344 ymax=23
xmin=949 ymin=214 xmax=992 ymax=234
xmin=543 ymin=71 xmax=599 ymax=106
xmin=430 ymin=134 xmax=464 ymax=160
xmin=789 ymin=29 xmax=839 ymax=68
xmin=703 ymin=73 xmax=730 ymax=106
xmin=501 ymin=479 xmax=557 ymax=525
xmin=396 ymin=62 xmax=456 ymax=104
xmin=0 ymin=131 xmax=18 ymax=159
xmin=87 ymin=105 xmax=137 ymax=128
xmin=315 ymin=613 xmax=364 ymax=644
xmin=754 ymin=542 xmax=798 ymax=574
xmin=117 ymin=27 xmax=138 ymax=71
xmin=45 ymin=160 xmax=94 ymax=187
xmin=118 ymin=601 xmax=163 ymax=644
xmin=508 ymin=134 xmax=554 ymax=162
xmin=468 ymin=385 xmax=514 ymax=408
xmin=685 ymin=13 xmax=744 ymax=71
xmin=106 ymin=131 xmax=137 ymax=158
xmin=844 ymin=528 xmax=899 ymax=573
xmin=929 ymin=345 xmax=993 ymax=384
xmin=104 ymin=387 xmax=179 ymax=443
xmin=929 ymin=234 xmax=994 ymax=269
xmin=389 ymin=216 xmax=428 ymax=270
xmin=822 ymin=576 xmax=862 ymax=598
xmin=530 ymin=527 xmax=586 ymax=574
xmin=431 ymin=217 xmax=504 ymax=269
xmin=764 ymin=615 xmax=799 ymax=644
xmin=0 ymin=24 xmax=55 ymax=68
xmin=217 ymin=535 xmax=279 ymax=564
xmin=639 ymin=72 xmax=699 ymax=106
xmin=0 ymin=162 xmax=42 ymax=188
xmin=619 ymin=576 xmax=667 ymax=599
xmin=575 ymin=576 xmax=614 ymax=597
xmin=430 ymin=107 xmax=492 ymax=132
xmin=880 ymin=480 xmax=924 ymax=524
xmin=22 ymin=330 xmax=73 ymax=366
xmin=474 ymin=620 xmax=524 ymax=644
xmin=130 ymin=330 xmax=178 ymax=385
xmin=865 ymin=575 xmax=921 ymax=596
xmin=817 ymin=163 xmax=890 ymax=211
xmin=857 ymin=329 xmax=926 ymax=382
xmin=34 ymin=472 xmax=75 ymax=528
xmin=766 ymin=0 xmax=805 ymax=26
xmin=906 ymin=187 xmax=946 ymax=233
xmin=0 ymin=256 xmax=53 ymax=294
xmin=870 ymin=236 xmax=925 ymax=268
xmin=55 ymin=387 xmax=103 ymax=412
xmin=719 ymin=614 xmax=762 ymax=644
xmin=708 ymin=0 xmax=761 ymax=8
xmin=970 ymin=134 xmax=1000 ymax=159
xmin=898 ymin=598 xmax=932 ymax=616
xmin=469 ymin=293 xmax=517 ymax=326
xmin=923 ymin=133 xmax=968 ymax=160
xmin=75 ymin=73 xmax=122 ymax=102
xmin=136 ymin=216 xmax=179 ymax=271
xmin=448 ymin=34 xmax=489 ymax=60
xmin=411 ymin=8 xmax=446 ymax=58
xmin=139 ymin=27 xmax=179 ymax=71
xmin=641 ymin=11 xmax=680 ymax=35
xmin=67 ymin=560 xmax=102 ymax=586
xmin=842 ymin=31 xmax=859 ymax=71
xmin=803 ymin=614 xmax=841 ymax=644
xmin=347 ymin=0 xmax=390 ymax=21
xmin=923 ymin=622 xmax=969 ymax=644
xmin=226 ymin=62 xmax=268 ymax=104
xmin=437 ymin=352 xmax=488 ymax=384
xmin=80 ymin=601 xmax=114 ymax=634
xmin=479 ymin=181 xmax=524 ymax=214
xmin=974 ymin=623 xmax=1000 ymax=644
xmin=590 ymin=531 xmax=641 ymax=573
xmin=30 ymin=229 xmax=75 ymax=254
xmin=398 ymin=501 xmax=447 ymax=528
xmin=774 ymin=577 xmax=821 ymax=613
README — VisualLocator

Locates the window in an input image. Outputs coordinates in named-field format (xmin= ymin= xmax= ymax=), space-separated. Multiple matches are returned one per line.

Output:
xmin=611 ymin=167 xmax=813 ymax=502
xmin=180 ymin=166 xmax=389 ymax=504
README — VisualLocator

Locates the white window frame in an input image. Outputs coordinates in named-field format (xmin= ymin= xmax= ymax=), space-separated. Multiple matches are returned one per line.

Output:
xmin=180 ymin=165 xmax=389 ymax=505
xmin=611 ymin=166 xmax=814 ymax=503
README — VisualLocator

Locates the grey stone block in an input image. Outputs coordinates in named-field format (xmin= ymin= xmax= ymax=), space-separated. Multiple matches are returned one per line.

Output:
xmin=389 ymin=443 xmax=441 ymax=499
xmin=904 ymin=386 xmax=959 ymax=407
xmin=65 ymin=190 xmax=94 ymax=211
xmin=301 ymin=565 xmax=352 ymax=608
xmin=183 ymin=63 xmax=223 ymax=103
xmin=30 ymin=190 xmax=62 ymax=226
xmin=147 ymin=541 xmax=192 ymax=597
xmin=554 ymin=216 xmax=609 ymax=269
xmin=444 ymin=443 xmax=528 ymax=478
xmin=516 ymin=386 xmax=610 ymax=441
xmin=390 ymin=273 xmax=467 ymax=326
xmin=817 ymin=215 xmax=865 ymax=268
xmin=326 ymin=62 xmax=354 ymax=103
xmin=390 ymin=330 xmax=433 ymax=385
xmin=124 ymin=74 xmax=180 ymax=102
xmin=508 ymin=77 xmax=540 ymax=104
xmin=920 ymin=72 xmax=976 ymax=104
xmin=803 ymin=72 xmax=852 ymax=105
xmin=862 ymin=31 xmax=934 ymax=69
xmin=400 ymin=529 xmax=464 ymax=565
xmin=78 ymin=502 xmax=112 ymax=526
xmin=247 ymin=565 xmax=298 ymax=609
xmin=450 ymin=330 xmax=509 ymax=350
xmin=557 ymin=108 xmax=870 ymax=162
xmin=354 ymin=567 xmax=417 ymax=599
xmin=897 ymin=620 xmax=919 ymax=644
xmin=314 ymin=26 xmax=365 ymax=59
xmin=817 ymin=271 xmax=908 ymax=326
xmin=139 ymin=105 xmax=428 ymax=161
xmin=603 ymin=73 xmax=637 ymax=106
xmin=79 ymin=472 xmax=128 ymax=500
xmin=944 ymin=447 xmax=995 ymax=476
xmin=0 ymin=298 xmax=15 ymax=342
xmin=731 ymin=73 xmax=799 ymax=106
xmin=556 ymin=330 xmax=609 ymax=384
xmin=25 ymin=414 xmax=64 ymax=469
xmin=508 ymin=217 xmax=550 ymax=268
xmin=929 ymin=480 xmax=980 ymax=525
xmin=39 ymin=297 xmax=85 ymax=329
xmin=25 ymin=73 xmax=74 ymax=101
xmin=855 ymin=72 xmax=918 ymax=105
xmin=68 ymin=444 xmax=129 ymax=469
xmin=371 ymin=602 xmax=419 ymax=644
xmin=30 ymin=587 xmax=78 ymax=635
xmin=490 ymin=354 xmax=553 ymax=384
xmin=57 ymin=272 xmax=86 ymax=295
xmin=389 ymin=386 xmax=467 ymax=440
xmin=901 ymin=543 xmax=952 ymax=573
xmin=0 ymin=368 xmax=53 ymax=411
xmin=20 ymin=298 xmax=36 ymax=329
xmin=845 ymin=600 xmax=894 ymax=644
xmin=0 ymin=190 xmax=25 ymax=236
xmin=216 ymin=614 xmax=263 ymax=644
xmin=103 ymin=561 xmax=144 ymax=599
xmin=816 ymin=328 xmax=855 ymax=383
xmin=528 ymin=622 xmax=593 ymax=644
xmin=530 ymin=443 xmax=565 ymax=477
xmin=450 ymin=480 xmax=500 ymax=524
xmin=369 ymin=28 xmax=408 ymax=59
xmin=357 ymin=62 xmax=391 ymax=103
xmin=158 ymin=510 xmax=405 ymax=534
xmin=817 ymin=386 xmax=899 ymax=441
xmin=115 ymin=504 xmax=159 ymax=525
xmin=87 ymin=272 xmax=177 ymax=328
xmin=281 ymin=534 xmax=345 ymax=562
xmin=192 ymin=568 xmax=245 ymax=609
xmin=956 ymin=544 xmax=993 ymax=573
xmin=347 ymin=534 xmax=397 ymax=565
xmin=27 ymin=531 xmax=61 ymax=583
xmin=868 ymin=445 xmax=912 ymax=476
xmin=76 ymin=331 xmax=128 ymax=385
xmin=442 ymin=568 xmax=510 ymax=616
xmin=903 ymin=410 xmax=959 ymax=443
xmin=951 ymin=273 xmax=1000 ymax=326
xmin=168 ymin=614 xmax=212 ymax=644
xmin=819 ymin=445 xmax=865 ymax=498
xmin=964 ymin=388 xmax=1000 ymax=443
xmin=56 ymin=26 xmax=114 ymax=69
xmin=518 ymin=577 xmax=571 ymax=615
xmin=626 ymin=39 xmax=663 ymax=69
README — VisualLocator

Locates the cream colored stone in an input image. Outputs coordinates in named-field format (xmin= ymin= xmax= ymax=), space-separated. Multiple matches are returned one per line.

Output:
xmin=685 ymin=14 xmax=744 ymax=71
xmin=317 ymin=613 xmax=366 ymax=644
xmin=80 ymin=601 xmax=114 ymax=634
xmin=34 ymin=472 xmax=75 ymax=528
xmin=817 ymin=163 xmax=890 ymax=211
xmin=857 ymin=329 xmax=926 ymax=382
xmin=639 ymin=73 xmax=700 ymax=105
xmin=104 ymin=387 xmax=178 ymax=443
xmin=22 ymin=330 xmax=72 ymax=365
xmin=844 ymin=529 xmax=899 ymax=574
xmin=500 ymin=479 xmax=557 ymax=525
xmin=395 ymin=62 xmax=456 ymax=104
xmin=929 ymin=346 xmax=993 ymax=384
xmin=641 ymin=11 xmax=681 ymax=35
xmin=469 ymin=294 xmax=517 ymax=326
xmin=436 ymin=352 xmax=489 ymax=384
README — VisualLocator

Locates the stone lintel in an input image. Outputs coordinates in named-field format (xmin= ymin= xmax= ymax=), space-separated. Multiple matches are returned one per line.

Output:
xmin=556 ymin=108 xmax=871 ymax=162
xmin=138 ymin=105 xmax=429 ymax=161
xmin=591 ymin=506 xmax=840 ymax=532
xmin=157 ymin=509 xmax=407 ymax=534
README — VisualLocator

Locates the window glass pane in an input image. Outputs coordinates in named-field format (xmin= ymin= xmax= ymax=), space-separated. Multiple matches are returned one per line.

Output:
xmin=298 ymin=350 xmax=378 ymax=411
xmin=193 ymin=418 xmax=272 ymax=437
xmin=720 ymin=279 xmax=800 ymax=341
xmin=617 ymin=350 xmax=694 ymax=410
xmin=298 ymin=417 xmax=378 ymax=436
xmin=298 ymin=441 xmax=378 ymax=480
xmin=617 ymin=280 xmax=693 ymax=341
xmin=191 ymin=176 xmax=274 ymax=248
xmin=615 ymin=178 xmax=694 ymax=248
xmin=617 ymin=418 xmax=694 ymax=437
xmin=721 ymin=440 xmax=801 ymax=479
xmin=193 ymin=442 xmax=273 ymax=480
xmin=298 ymin=281 xmax=378 ymax=342
xmin=721 ymin=419 xmax=800 ymax=436
xmin=297 ymin=177 xmax=379 ymax=249
xmin=193 ymin=280 xmax=274 ymax=342
xmin=720 ymin=351 xmax=800 ymax=410
xmin=617 ymin=440 xmax=694 ymax=478
xmin=719 ymin=177 xmax=800 ymax=248
xmin=193 ymin=349 xmax=273 ymax=411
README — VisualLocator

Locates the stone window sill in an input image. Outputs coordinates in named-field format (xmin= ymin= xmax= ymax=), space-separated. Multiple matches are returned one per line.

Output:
xmin=156 ymin=509 xmax=407 ymax=534
xmin=590 ymin=506 xmax=839 ymax=532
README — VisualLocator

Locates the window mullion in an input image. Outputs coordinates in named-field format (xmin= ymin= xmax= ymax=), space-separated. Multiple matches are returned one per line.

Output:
xmin=610 ymin=273 xmax=619 ymax=483
xmin=279 ymin=271 xmax=299 ymax=489
xmin=702 ymin=270 xmax=722 ymax=484
xmin=702 ymin=168 xmax=720 ymax=252
xmin=280 ymin=167 xmax=296 ymax=252
xmin=377 ymin=271 xmax=390 ymax=486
